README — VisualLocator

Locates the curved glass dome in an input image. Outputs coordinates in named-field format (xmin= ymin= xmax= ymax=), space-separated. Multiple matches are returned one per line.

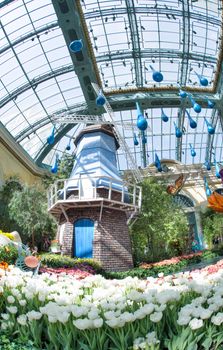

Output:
xmin=0 ymin=0 xmax=222 ymax=172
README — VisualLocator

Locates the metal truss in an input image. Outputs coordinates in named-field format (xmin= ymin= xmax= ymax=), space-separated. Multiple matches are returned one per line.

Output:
xmin=0 ymin=65 xmax=74 ymax=109
xmin=180 ymin=0 xmax=190 ymax=86
xmin=96 ymin=49 xmax=217 ymax=65
xmin=84 ymin=7 xmax=221 ymax=27
xmin=0 ymin=0 xmax=16 ymax=8
xmin=15 ymin=102 xmax=89 ymax=142
xmin=15 ymin=91 xmax=220 ymax=143
xmin=125 ymin=0 xmax=143 ymax=87
xmin=0 ymin=22 xmax=58 ymax=56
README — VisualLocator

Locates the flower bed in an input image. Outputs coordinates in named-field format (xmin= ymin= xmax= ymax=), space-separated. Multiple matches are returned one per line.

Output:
xmin=39 ymin=265 xmax=95 ymax=279
xmin=140 ymin=252 xmax=203 ymax=268
xmin=106 ymin=250 xmax=222 ymax=279
xmin=1 ymin=261 xmax=223 ymax=349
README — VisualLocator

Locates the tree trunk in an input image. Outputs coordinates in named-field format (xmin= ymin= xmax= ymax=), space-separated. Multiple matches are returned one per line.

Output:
xmin=31 ymin=231 xmax=35 ymax=249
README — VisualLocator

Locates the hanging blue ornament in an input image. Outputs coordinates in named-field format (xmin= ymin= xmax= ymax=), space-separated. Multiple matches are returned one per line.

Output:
xmin=149 ymin=65 xmax=163 ymax=82
xmin=96 ymin=90 xmax=106 ymax=106
xmin=161 ymin=108 xmax=169 ymax=122
xmin=204 ymin=117 xmax=215 ymax=135
xmin=194 ymin=72 xmax=209 ymax=86
xmin=207 ymin=99 xmax=215 ymax=108
xmin=189 ymin=95 xmax=202 ymax=113
xmin=136 ymin=102 xmax=148 ymax=131
xmin=185 ymin=110 xmax=197 ymax=129
xmin=204 ymin=160 xmax=211 ymax=171
xmin=155 ymin=153 xmax=162 ymax=172
xmin=142 ymin=131 xmax=147 ymax=144
xmin=189 ymin=143 xmax=196 ymax=157
xmin=69 ymin=39 xmax=83 ymax=53
xmin=204 ymin=177 xmax=212 ymax=197
xmin=214 ymin=158 xmax=221 ymax=179
xmin=133 ymin=133 xmax=139 ymax=146
xmin=179 ymin=89 xmax=187 ymax=98
xmin=174 ymin=121 xmax=182 ymax=138
xmin=66 ymin=139 xmax=71 ymax=151
xmin=51 ymin=154 xmax=59 ymax=174
xmin=47 ymin=126 xmax=55 ymax=145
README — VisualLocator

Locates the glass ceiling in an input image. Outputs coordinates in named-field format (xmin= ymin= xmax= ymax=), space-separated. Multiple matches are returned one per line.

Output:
xmin=0 ymin=0 xmax=222 ymax=174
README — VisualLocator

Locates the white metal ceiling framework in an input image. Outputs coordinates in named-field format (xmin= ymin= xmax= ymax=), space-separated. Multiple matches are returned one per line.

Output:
xmin=0 ymin=0 xmax=222 ymax=171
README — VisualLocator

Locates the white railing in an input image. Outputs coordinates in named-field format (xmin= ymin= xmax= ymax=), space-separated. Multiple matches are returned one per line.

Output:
xmin=47 ymin=175 xmax=142 ymax=210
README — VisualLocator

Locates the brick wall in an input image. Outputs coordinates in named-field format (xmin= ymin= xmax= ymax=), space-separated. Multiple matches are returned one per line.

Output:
xmin=59 ymin=207 xmax=133 ymax=271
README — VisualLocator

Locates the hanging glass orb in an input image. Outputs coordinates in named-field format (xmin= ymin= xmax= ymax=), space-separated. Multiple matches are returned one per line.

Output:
xmin=96 ymin=91 xmax=106 ymax=106
xmin=149 ymin=65 xmax=163 ymax=82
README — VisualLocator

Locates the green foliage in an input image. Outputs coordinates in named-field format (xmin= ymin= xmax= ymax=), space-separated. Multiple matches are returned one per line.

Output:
xmin=0 ymin=335 xmax=38 ymax=350
xmin=130 ymin=178 xmax=189 ymax=264
xmin=0 ymin=177 xmax=23 ymax=233
xmin=42 ymin=153 xmax=74 ymax=189
xmin=201 ymin=209 xmax=223 ymax=248
xmin=40 ymin=253 xmax=102 ymax=272
xmin=8 ymin=185 xmax=56 ymax=248
xmin=0 ymin=244 xmax=18 ymax=264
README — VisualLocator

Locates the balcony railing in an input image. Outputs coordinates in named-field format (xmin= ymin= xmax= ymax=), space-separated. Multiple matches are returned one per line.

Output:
xmin=47 ymin=175 xmax=142 ymax=210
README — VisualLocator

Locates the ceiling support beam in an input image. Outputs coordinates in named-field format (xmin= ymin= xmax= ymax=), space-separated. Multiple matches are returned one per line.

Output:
xmin=51 ymin=0 xmax=102 ymax=114
xmin=96 ymin=49 xmax=217 ymax=65
xmin=84 ymin=7 xmax=221 ymax=27
xmin=180 ymin=0 xmax=190 ymax=86
xmin=0 ymin=65 xmax=74 ymax=109
xmin=0 ymin=0 xmax=16 ymax=8
xmin=16 ymin=92 xmax=220 ymax=142
xmin=125 ymin=0 xmax=143 ymax=87
xmin=0 ymin=22 xmax=58 ymax=56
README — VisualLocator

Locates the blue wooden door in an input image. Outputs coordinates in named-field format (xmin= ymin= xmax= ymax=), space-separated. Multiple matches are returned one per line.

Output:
xmin=74 ymin=219 xmax=94 ymax=258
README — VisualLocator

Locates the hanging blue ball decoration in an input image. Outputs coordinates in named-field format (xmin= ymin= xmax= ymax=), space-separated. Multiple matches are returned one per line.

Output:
xmin=207 ymin=100 xmax=214 ymax=108
xmin=152 ymin=71 xmax=163 ymax=83
xmin=137 ymin=116 xmax=148 ymax=131
xmin=96 ymin=94 xmax=106 ymax=106
xmin=142 ymin=135 xmax=147 ymax=144
xmin=161 ymin=109 xmax=169 ymax=122
xmin=193 ymin=103 xmax=201 ymax=113
xmin=208 ymin=126 xmax=215 ymax=135
xmin=190 ymin=120 xmax=197 ymax=129
xmin=179 ymin=90 xmax=187 ymax=98
xmin=199 ymin=76 xmax=208 ymax=87
xmin=69 ymin=39 xmax=83 ymax=53
xmin=205 ymin=161 xmax=211 ymax=171
xmin=133 ymin=133 xmax=139 ymax=146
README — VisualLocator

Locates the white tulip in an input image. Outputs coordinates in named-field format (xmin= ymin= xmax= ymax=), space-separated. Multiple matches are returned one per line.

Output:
xmin=7 ymin=295 xmax=15 ymax=304
xmin=189 ymin=318 xmax=204 ymax=330
xmin=6 ymin=306 xmax=17 ymax=314
xmin=17 ymin=314 xmax=27 ymax=326
xmin=150 ymin=312 xmax=163 ymax=323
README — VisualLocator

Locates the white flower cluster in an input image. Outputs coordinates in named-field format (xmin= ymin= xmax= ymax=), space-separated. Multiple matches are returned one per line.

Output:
xmin=0 ymin=264 xmax=223 ymax=342
xmin=133 ymin=331 xmax=160 ymax=349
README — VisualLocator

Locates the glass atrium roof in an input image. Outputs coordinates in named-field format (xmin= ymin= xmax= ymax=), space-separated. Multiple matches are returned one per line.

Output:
xmin=0 ymin=0 xmax=222 ymax=173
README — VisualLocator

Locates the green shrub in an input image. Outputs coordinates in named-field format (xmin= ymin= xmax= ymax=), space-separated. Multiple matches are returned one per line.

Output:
xmin=0 ymin=335 xmax=38 ymax=350
xmin=0 ymin=244 xmax=18 ymax=264
xmin=40 ymin=253 xmax=102 ymax=272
